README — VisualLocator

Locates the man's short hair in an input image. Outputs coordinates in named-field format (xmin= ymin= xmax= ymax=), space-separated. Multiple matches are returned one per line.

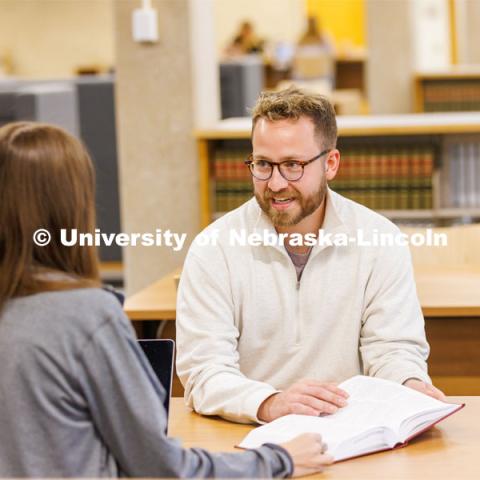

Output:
xmin=251 ymin=86 xmax=337 ymax=149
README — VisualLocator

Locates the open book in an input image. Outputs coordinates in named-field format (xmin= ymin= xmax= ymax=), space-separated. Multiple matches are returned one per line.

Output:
xmin=239 ymin=376 xmax=464 ymax=462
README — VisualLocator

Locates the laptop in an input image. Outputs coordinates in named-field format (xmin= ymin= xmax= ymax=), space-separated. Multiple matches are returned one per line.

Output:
xmin=138 ymin=339 xmax=175 ymax=432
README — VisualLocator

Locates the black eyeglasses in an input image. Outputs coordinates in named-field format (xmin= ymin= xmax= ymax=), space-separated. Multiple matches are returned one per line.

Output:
xmin=244 ymin=149 xmax=330 ymax=182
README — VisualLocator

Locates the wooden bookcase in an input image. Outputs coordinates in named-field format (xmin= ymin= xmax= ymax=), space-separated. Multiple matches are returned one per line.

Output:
xmin=195 ymin=113 xmax=480 ymax=227
xmin=414 ymin=69 xmax=480 ymax=113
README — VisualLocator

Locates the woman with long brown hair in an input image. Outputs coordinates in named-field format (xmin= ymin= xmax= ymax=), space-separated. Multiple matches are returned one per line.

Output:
xmin=0 ymin=122 xmax=331 ymax=477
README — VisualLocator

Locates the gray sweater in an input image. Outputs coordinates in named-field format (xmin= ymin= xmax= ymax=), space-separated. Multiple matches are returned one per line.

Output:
xmin=0 ymin=288 xmax=292 ymax=478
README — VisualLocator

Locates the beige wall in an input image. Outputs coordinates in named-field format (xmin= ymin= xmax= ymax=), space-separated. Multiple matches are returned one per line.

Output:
xmin=114 ymin=0 xmax=199 ymax=295
xmin=459 ymin=0 xmax=480 ymax=64
xmin=0 ymin=0 xmax=305 ymax=77
xmin=366 ymin=0 xmax=414 ymax=114
xmin=0 ymin=0 xmax=114 ymax=78
xmin=367 ymin=0 xmax=457 ymax=114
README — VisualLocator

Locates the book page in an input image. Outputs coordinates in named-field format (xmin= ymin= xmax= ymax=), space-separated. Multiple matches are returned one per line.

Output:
xmin=338 ymin=376 xmax=458 ymax=436
xmin=238 ymin=412 xmax=393 ymax=460
xmin=239 ymin=377 xmax=407 ymax=458
xmin=238 ymin=376 xmax=460 ymax=460
xmin=398 ymin=404 xmax=460 ymax=440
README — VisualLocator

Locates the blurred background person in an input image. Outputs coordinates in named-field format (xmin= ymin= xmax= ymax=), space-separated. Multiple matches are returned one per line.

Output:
xmin=225 ymin=20 xmax=265 ymax=56
xmin=292 ymin=16 xmax=335 ymax=89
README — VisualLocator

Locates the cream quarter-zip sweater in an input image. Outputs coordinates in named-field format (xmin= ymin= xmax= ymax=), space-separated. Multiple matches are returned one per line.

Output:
xmin=176 ymin=190 xmax=430 ymax=424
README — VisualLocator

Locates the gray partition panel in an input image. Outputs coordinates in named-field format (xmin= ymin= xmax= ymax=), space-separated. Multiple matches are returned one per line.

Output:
xmin=0 ymin=92 xmax=16 ymax=126
xmin=15 ymin=83 xmax=79 ymax=136
xmin=220 ymin=56 xmax=264 ymax=118
xmin=0 ymin=77 xmax=122 ymax=265
xmin=76 ymin=76 xmax=122 ymax=262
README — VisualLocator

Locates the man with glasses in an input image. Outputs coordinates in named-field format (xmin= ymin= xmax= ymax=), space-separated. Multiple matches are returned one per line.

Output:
xmin=176 ymin=87 xmax=445 ymax=425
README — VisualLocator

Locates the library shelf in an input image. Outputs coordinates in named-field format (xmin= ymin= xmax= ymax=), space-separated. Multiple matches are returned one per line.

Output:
xmin=195 ymin=113 xmax=480 ymax=227
xmin=414 ymin=68 xmax=480 ymax=113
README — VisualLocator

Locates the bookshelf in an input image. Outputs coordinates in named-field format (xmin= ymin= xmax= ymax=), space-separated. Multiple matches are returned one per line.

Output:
xmin=195 ymin=113 xmax=480 ymax=227
xmin=414 ymin=68 xmax=480 ymax=113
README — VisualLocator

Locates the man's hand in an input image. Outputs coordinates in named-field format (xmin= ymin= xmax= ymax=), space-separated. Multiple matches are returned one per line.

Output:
xmin=257 ymin=379 xmax=349 ymax=423
xmin=404 ymin=379 xmax=447 ymax=401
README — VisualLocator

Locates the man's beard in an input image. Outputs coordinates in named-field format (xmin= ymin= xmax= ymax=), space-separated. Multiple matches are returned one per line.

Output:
xmin=255 ymin=179 xmax=327 ymax=227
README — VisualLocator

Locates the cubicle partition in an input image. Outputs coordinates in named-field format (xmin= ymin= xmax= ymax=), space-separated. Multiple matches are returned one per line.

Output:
xmin=0 ymin=76 xmax=122 ymax=265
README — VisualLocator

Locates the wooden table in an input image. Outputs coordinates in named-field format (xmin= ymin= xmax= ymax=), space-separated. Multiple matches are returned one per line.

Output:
xmin=168 ymin=397 xmax=479 ymax=479
xmin=125 ymin=267 xmax=181 ymax=321
xmin=125 ymin=266 xmax=480 ymax=395
xmin=415 ymin=266 xmax=480 ymax=317
xmin=124 ymin=266 xmax=480 ymax=320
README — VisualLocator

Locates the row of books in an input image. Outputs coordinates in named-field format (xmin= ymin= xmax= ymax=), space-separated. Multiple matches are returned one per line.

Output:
xmin=215 ymin=182 xmax=253 ymax=212
xmin=330 ymin=148 xmax=434 ymax=210
xmin=213 ymin=146 xmax=436 ymax=212
xmin=443 ymin=140 xmax=480 ymax=208
xmin=422 ymin=80 xmax=480 ymax=112
xmin=214 ymin=148 xmax=251 ymax=181
xmin=214 ymin=149 xmax=252 ymax=212
xmin=215 ymin=184 xmax=433 ymax=213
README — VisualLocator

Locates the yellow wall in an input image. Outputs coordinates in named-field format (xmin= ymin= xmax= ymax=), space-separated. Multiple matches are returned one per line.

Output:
xmin=306 ymin=0 xmax=365 ymax=50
